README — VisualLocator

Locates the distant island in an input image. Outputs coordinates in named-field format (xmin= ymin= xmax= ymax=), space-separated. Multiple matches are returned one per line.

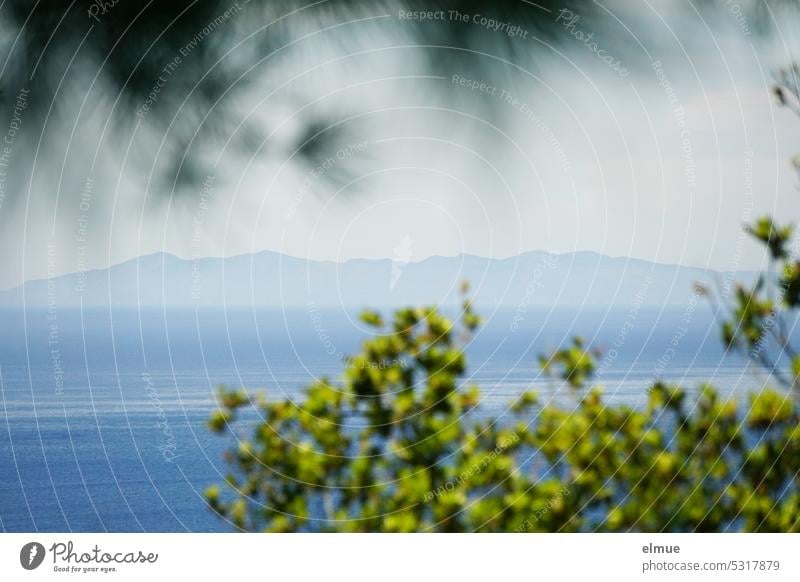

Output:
xmin=0 ymin=250 xmax=759 ymax=309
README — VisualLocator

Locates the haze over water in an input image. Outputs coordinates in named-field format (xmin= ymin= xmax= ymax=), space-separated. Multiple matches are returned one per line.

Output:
xmin=0 ymin=305 xmax=778 ymax=532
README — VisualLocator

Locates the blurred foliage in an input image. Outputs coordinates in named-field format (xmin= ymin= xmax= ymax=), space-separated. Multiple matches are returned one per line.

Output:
xmin=0 ymin=0 xmax=585 ymax=198
xmin=207 ymin=287 xmax=800 ymax=532
xmin=0 ymin=0 xmax=786 ymax=200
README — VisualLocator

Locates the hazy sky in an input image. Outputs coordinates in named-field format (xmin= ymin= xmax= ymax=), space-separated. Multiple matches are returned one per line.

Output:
xmin=2 ymin=0 xmax=800 ymax=288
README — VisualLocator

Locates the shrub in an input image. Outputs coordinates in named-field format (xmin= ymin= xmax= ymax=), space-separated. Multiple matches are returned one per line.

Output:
xmin=206 ymin=291 xmax=800 ymax=532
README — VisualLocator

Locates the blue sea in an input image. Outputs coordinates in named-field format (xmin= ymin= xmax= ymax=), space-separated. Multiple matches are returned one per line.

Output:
xmin=0 ymin=305 xmax=780 ymax=532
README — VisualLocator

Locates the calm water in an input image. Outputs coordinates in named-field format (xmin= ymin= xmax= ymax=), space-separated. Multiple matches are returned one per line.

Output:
xmin=0 ymin=306 xmax=779 ymax=532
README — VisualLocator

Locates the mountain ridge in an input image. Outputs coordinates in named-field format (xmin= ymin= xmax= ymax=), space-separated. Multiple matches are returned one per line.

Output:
xmin=0 ymin=250 xmax=759 ymax=308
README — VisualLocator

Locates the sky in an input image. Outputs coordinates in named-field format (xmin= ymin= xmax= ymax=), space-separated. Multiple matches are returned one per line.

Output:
xmin=2 ymin=0 xmax=800 ymax=289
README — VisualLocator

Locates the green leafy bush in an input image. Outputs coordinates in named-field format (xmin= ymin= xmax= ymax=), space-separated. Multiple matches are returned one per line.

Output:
xmin=206 ymin=291 xmax=799 ymax=532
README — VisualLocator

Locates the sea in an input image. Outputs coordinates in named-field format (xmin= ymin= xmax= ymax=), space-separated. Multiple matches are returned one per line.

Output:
xmin=0 ymin=305 xmax=784 ymax=532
